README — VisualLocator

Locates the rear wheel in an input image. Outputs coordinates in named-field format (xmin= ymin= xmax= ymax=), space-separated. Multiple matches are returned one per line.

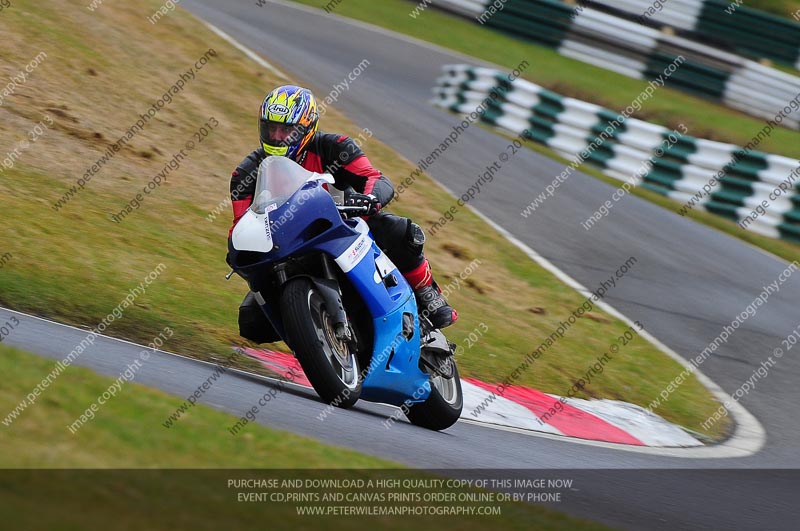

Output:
xmin=281 ymin=278 xmax=361 ymax=408
xmin=405 ymin=356 xmax=462 ymax=431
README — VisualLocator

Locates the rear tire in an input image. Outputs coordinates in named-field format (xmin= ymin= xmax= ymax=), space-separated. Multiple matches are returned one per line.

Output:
xmin=281 ymin=278 xmax=361 ymax=408
xmin=405 ymin=357 xmax=462 ymax=431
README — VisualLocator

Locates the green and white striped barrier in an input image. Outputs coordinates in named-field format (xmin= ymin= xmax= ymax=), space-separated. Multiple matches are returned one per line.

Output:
xmin=607 ymin=0 xmax=800 ymax=70
xmin=433 ymin=64 xmax=800 ymax=242
xmin=421 ymin=0 xmax=800 ymax=130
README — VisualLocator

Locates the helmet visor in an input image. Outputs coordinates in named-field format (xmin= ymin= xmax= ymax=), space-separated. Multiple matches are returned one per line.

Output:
xmin=260 ymin=120 xmax=308 ymax=148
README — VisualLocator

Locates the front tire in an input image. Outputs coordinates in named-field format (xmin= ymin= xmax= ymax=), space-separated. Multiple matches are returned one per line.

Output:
xmin=281 ymin=278 xmax=361 ymax=408
xmin=405 ymin=357 xmax=462 ymax=431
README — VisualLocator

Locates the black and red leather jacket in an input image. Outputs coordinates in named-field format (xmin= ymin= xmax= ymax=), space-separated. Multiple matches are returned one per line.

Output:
xmin=228 ymin=132 xmax=395 ymax=234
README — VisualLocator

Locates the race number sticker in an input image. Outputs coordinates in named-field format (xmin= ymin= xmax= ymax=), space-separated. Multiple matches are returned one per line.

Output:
xmin=335 ymin=234 xmax=371 ymax=273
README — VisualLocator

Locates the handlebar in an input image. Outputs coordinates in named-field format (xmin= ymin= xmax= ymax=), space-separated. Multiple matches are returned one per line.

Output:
xmin=337 ymin=205 xmax=370 ymax=218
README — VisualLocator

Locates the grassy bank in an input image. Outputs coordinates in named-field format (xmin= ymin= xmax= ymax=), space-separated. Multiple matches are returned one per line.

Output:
xmin=0 ymin=0 xmax=725 ymax=437
xmin=0 ymin=345 xmax=396 ymax=468
xmin=747 ymin=0 xmax=800 ymax=17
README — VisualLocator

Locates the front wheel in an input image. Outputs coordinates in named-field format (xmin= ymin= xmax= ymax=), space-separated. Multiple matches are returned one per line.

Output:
xmin=405 ymin=357 xmax=462 ymax=431
xmin=281 ymin=278 xmax=361 ymax=408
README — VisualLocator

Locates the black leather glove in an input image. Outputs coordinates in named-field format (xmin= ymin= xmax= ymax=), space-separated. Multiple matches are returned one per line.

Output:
xmin=344 ymin=191 xmax=381 ymax=216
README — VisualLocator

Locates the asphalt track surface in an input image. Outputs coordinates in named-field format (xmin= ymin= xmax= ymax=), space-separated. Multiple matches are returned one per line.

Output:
xmin=7 ymin=1 xmax=800 ymax=529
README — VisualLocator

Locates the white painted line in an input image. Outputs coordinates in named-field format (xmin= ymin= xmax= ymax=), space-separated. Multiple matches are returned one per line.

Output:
xmin=448 ymin=201 xmax=765 ymax=458
xmin=0 ymin=307 xmax=311 ymax=395
xmin=200 ymin=20 xmax=289 ymax=80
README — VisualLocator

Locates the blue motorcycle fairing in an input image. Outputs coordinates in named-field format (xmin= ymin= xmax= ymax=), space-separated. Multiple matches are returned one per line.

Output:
xmin=340 ymin=237 xmax=430 ymax=405
xmin=230 ymin=183 xmax=355 ymax=275
xmin=230 ymin=179 xmax=431 ymax=406
xmin=360 ymin=298 xmax=431 ymax=406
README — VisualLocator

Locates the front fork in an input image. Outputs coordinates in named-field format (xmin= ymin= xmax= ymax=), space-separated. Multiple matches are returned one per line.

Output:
xmin=316 ymin=254 xmax=352 ymax=342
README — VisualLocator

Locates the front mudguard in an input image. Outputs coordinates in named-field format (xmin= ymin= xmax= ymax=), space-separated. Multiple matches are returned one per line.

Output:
xmin=310 ymin=277 xmax=349 ymax=335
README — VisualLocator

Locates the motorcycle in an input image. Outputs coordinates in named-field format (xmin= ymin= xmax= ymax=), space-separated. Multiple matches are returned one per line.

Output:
xmin=227 ymin=156 xmax=463 ymax=430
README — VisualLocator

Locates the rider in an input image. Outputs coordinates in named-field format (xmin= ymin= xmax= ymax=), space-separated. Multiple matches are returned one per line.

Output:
xmin=228 ymin=85 xmax=457 ymax=330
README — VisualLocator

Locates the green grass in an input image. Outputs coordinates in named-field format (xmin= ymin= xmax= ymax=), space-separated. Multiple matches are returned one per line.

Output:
xmin=747 ymin=0 xmax=800 ymax=17
xmin=0 ymin=0 xmax=727 ymax=438
xmin=0 ymin=345 xmax=396 ymax=468
xmin=0 ymin=345 xmax=620 ymax=530
xmin=295 ymin=0 xmax=800 ymax=159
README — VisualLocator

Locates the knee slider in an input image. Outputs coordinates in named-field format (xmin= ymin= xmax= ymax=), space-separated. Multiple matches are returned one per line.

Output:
xmin=406 ymin=221 xmax=425 ymax=255
xmin=407 ymin=222 xmax=425 ymax=246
